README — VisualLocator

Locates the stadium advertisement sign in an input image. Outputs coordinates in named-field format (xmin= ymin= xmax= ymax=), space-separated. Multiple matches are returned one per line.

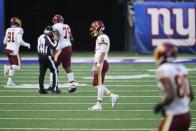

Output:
xmin=0 ymin=0 xmax=4 ymax=52
xmin=134 ymin=2 xmax=196 ymax=53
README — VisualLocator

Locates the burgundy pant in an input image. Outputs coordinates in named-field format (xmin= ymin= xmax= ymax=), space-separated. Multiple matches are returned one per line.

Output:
xmin=5 ymin=49 xmax=20 ymax=65
xmin=159 ymin=112 xmax=191 ymax=131
xmin=56 ymin=47 xmax=72 ymax=68
xmin=92 ymin=60 xmax=109 ymax=86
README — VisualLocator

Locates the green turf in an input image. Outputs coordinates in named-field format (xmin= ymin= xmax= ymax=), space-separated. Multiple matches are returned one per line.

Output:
xmin=0 ymin=63 xmax=195 ymax=131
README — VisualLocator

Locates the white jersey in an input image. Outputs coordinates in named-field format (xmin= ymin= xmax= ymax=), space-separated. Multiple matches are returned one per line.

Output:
xmin=156 ymin=63 xmax=191 ymax=115
xmin=3 ymin=27 xmax=29 ymax=55
xmin=94 ymin=34 xmax=110 ymax=63
xmin=53 ymin=23 xmax=72 ymax=50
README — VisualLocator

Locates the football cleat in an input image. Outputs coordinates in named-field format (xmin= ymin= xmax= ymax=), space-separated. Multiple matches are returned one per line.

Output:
xmin=52 ymin=89 xmax=61 ymax=94
xmin=3 ymin=65 xmax=9 ymax=77
xmin=47 ymin=86 xmax=54 ymax=91
xmin=67 ymin=83 xmax=77 ymax=93
xmin=6 ymin=80 xmax=16 ymax=86
xmin=39 ymin=89 xmax=48 ymax=94
xmin=68 ymin=87 xmax=77 ymax=93
xmin=111 ymin=94 xmax=119 ymax=108
xmin=88 ymin=104 xmax=102 ymax=111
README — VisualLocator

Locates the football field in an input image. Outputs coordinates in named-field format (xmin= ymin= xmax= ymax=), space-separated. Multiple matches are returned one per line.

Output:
xmin=0 ymin=60 xmax=195 ymax=131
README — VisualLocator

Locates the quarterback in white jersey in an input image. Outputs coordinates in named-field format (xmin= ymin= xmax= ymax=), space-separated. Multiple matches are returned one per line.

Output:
xmin=49 ymin=14 xmax=76 ymax=93
xmin=3 ymin=17 xmax=30 ymax=86
xmin=153 ymin=43 xmax=194 ymax=131
xmin=88 ymin=20 xmax=119 ymax=111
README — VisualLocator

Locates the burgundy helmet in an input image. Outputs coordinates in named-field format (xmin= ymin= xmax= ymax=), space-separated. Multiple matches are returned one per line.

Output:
xmin=153 ymin=43 xmax=177 ymax=64
xmin=10 ymin=17 xmax=22 ymax=27
xmin=53 ymin=14 xmax=64 ymax=24
xmin=90 ymin=20 xmax=105 ymax=37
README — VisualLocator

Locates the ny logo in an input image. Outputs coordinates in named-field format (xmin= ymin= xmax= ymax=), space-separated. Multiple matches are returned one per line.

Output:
xmin=147 ymin=8 xmax=195 ymax=46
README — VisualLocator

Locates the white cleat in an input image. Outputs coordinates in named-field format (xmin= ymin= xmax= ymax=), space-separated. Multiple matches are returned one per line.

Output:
xmin=68 ymin=83 xmax=77 ymax=93
xmin=7 ymin=80 xmax=16 ymax=86
xmin=88 ymin=104 xmax=102 ymax=111
xmin=3 ymin=65 xmax=8 ymax=77
xmin=112 ymin=94 xmax=119 ymax=108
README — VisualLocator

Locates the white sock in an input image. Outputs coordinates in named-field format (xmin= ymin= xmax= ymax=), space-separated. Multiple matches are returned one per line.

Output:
xmin=102 ymin=85 xmax=112 ymax=96
xmin=97 ymin=85 xmax=104 ymax=102
xmin=8 ymin=69 xmax=15 ymax=77
xmin=67 ymin=72 xmax=74 ymax=82
xmin=11 ymin=65 xmax=20 ymax=70
xmin=6 ymin=65 xmax=11 ymax=70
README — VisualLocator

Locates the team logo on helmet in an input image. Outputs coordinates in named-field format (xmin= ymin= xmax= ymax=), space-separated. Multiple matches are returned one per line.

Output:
xmin=10 ymin=17 xmax=22 ymax=27
xmin=90 ymin=20 xmax=105 ymax=37
xmin=153 ymin=43 xmax=177 ymax=64
xmin=53 ymin=14 xmax=64 ymax=24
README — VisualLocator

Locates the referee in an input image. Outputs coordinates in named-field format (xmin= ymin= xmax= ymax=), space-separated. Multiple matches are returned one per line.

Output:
xmin=37 ymin=26 xmax=59 ymax=94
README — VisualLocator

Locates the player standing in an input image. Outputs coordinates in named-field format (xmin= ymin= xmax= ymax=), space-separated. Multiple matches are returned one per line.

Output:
xmin=88 ymin=20 xmax=119 ymax=111
xmin=3 ymin=17 xmax=30 ymax=86
xmin=153 ymin=43 xmax=194 ymax=131
xmin=37 ymin=26 xmax=59 ymax=94
xmin=49 ymin=14 xmax=77 ymax=93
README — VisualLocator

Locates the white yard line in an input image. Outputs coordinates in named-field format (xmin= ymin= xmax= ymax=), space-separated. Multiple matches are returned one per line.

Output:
xmin=0 ymin=89 xmax=160 ymax=92
xmin=0 ymin=109 xmax=196 ymax=112
xmin=0 ymin=95 xmax=160 ymax=98
xmin=0 ymin=84 xmax=159 ymax=88
xmin=0 ymin=102 xmax=156 ymax=105
xmin=0 ymin=118 xmax=162 ymax=121
xmin=0 ymin=128 xmax=157 ymax=131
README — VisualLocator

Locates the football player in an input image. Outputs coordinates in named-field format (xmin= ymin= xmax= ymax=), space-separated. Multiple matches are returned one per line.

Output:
xmin=153 ymin=43 xmax=194 ymax=131
xmin=88 ymin=20 xmax=119 ymax=111
xmin=49 ymin=14 xmax=77 ymax=93
xmin=3 ymin=17 xmax=30 ymax=86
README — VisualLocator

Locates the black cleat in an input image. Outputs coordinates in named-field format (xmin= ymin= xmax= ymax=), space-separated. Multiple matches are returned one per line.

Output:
xmin=39 ymin=89 xmax=48 ymax=94
xmin=68 ymin=87 xmax=77 ymax=93
xmin=47 ymin=86 xmax=54 ymax=91
xmin=52 ymin=89 xmax=61 ymax=94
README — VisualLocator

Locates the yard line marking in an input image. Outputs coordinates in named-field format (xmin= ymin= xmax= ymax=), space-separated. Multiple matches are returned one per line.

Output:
xmin=1 ymin=84 xmax=161 ymax=89
xmin=0 ymin=127 xmax=195 ymax=130
xmin=0 ymin=117 xmax=162 ymax=121
xmin=0 ymin=89 xmax=160 ymax=92
xmin=0 ymin=95 xmax=161 ymax=98
xmin=0 ymin=128 xmax=157 ymax=131
xmin=0 ymin=102 xmax=156 ymax=105
xmin=3 ymin=75 xmax=196 ymax=79
xmin=0 ymin=117 xmax=196 ymax=121
xmin=0 ymin=109 xmax=196 ymax=112
xmin=1 ymin=89 xmax=196 ymax=93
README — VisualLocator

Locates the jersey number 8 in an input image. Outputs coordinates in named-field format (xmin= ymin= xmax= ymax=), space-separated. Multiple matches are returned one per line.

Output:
xmin=175 ymin=75 xmax=191 ymax=98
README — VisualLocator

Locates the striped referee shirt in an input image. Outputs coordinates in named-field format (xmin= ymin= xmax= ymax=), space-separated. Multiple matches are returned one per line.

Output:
xmin=37 ymin=34 xmax=57 ymax=55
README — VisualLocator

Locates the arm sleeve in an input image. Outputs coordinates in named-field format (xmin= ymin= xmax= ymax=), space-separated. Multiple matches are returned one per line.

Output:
xmin=3 ymin=30 xmax=7 ymax=44
xmin=16 ymin=28 xmax=29 ymax=47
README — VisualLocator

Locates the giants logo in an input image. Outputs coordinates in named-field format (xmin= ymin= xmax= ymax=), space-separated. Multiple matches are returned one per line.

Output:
xmin=147 ymin=8 xmax=195 ymax=46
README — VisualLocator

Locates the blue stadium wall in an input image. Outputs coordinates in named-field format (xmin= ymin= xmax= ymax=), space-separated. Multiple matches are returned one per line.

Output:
xmin=0 ymin=0 xmax=4 ymax=53
xmin=134 ymin=2 xmax=196 ymax=54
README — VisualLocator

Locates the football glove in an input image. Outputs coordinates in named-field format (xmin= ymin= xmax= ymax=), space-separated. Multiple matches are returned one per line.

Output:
xmin=154 ymin=103 xmax=164 ymax=114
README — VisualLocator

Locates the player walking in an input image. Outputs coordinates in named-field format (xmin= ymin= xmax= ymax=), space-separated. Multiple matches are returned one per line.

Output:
xmin=49 ymin=14 xmax=77 ymax=93
xmin=88 ymin=20 xmax=119 ymax=111
xmin=3 ymin=17 xmax=30 ymax=86
xmin=153 ymin=43 xmax=194 ymax=131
